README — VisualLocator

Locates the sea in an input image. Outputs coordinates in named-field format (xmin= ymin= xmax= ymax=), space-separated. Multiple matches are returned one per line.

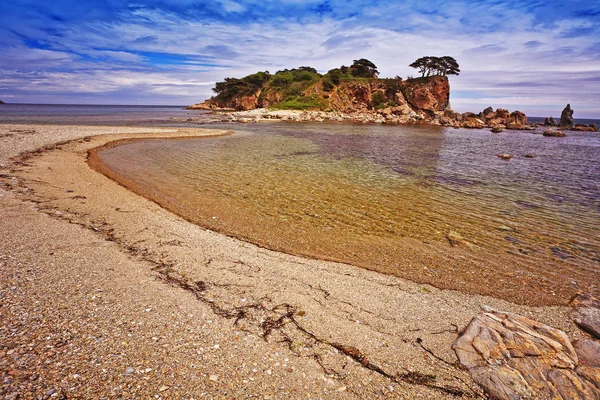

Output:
xmin=3 ymin=103 xmax=600 ymax=303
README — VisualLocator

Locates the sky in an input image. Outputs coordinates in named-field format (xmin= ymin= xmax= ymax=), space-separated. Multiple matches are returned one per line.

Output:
xmin=0 ymin=0 xmax=599 ymax=117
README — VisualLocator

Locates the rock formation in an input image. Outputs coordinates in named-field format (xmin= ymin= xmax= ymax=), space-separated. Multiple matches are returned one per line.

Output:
xmin=545 ymin=116 xmax=558 ymax=126
xmin=188 ymin=71 xmax=531 ymax=129
xmin=0 ymin=100 xmax=5 ymax=104
xmin=570 ymin=293 xmax=600 ymax=339
xmin=453 ymin=307 xmax=600 ymax=399
xmin=560 ymin=104 xmax=574 ymax=127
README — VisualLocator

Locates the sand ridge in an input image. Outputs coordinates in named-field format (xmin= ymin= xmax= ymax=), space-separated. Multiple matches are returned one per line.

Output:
xmin=0 ymin=124 xmax=579 ymax=398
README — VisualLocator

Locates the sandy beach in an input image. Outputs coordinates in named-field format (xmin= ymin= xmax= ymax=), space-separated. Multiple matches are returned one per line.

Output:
xmin=0 ymin=124 xmax=583 ymax=399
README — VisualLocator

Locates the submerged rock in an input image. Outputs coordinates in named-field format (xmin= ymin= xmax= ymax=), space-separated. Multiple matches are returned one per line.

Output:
xmin=496 ymin=153 xmax=512 ymax=160
xmin=560 ymin=104 xmax=574 ymax=127
xmin=453 ymin=309 xmax=600 ymax=399
xmin=543 ymin=129 xmax=566 ymax=137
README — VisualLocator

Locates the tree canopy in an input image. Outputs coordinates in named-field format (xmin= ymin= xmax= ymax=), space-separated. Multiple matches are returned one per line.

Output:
xmin=349 ymin=58 xmax=379 ymax=78
xmin=409 ymin=56 xmax=460 ymax=77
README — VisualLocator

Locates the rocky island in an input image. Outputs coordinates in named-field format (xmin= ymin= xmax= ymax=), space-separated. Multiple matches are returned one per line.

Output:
xmin=0 ymin=100 xmax=5 ymax=104
xmin=187 ymin=58 xmax=531 ymax=129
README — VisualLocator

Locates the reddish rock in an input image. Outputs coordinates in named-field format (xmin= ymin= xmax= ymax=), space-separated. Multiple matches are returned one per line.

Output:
xmin=402 ymin=76 xmax=449 ymax=112
xmin=462 ymin=116 xmax=485 ymax=129
xmin=497 ymin=153 xmax=511 ymax=160
xmin=454 ymin=309 xmax=600 ymax=399
xmin=570 ymin=308 xmax=600 ymax=339
xmin=543 ymin=129 xmax=566 ymax=137
xmin=572 ymin=125 xmax=599 ymax=132
xmin=509 ymin=110 xmax=527 ymax=125
xmin=573 ymin=339 xmax=600 ymax=367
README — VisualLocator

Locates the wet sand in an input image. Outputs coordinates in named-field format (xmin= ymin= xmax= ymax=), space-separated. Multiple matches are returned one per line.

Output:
xmin=0 ymin=124 xmax=583 ymax=398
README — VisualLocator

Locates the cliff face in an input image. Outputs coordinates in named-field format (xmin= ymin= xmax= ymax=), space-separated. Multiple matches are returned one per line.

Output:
xmin=189 ymin=76 xmax=450 ymax=116
xmin=403 ymin=77 xmax=449 ymax=112
xmin=188 ymin=76 xmax=532 ymax=129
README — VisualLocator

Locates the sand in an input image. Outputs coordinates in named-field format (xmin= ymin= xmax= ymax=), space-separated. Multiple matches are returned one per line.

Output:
xmin=0 ymin=124 xmax=581 ymax=399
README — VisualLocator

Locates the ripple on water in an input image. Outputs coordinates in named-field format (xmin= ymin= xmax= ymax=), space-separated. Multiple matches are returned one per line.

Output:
xmin=94 ymin=124 xmax=600 ymax=305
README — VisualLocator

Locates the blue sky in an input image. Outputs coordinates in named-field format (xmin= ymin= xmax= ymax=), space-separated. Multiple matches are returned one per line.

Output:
xmin=1 ymin=0 xmax=599 ymax=117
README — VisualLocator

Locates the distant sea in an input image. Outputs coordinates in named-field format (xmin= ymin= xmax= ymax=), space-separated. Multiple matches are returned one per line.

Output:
xmin=1 ymin=103 xmax=599 ymax=127
xmin=0 ymin=103 xmax=213 ymax=127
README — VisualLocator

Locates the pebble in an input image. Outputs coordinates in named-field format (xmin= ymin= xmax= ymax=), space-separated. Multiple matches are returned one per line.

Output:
xmin=125 ymin=367 xmax=135 ymax=375
xmin=209 ymin=375 xmax=218 ymax=381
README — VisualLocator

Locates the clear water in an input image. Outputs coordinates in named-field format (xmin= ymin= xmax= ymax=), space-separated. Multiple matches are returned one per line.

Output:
xmin=95 ymin=122 xmax=600 ymax=305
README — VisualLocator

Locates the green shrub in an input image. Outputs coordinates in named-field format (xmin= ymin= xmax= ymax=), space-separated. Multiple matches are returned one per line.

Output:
xmin=371 ymin=91 xmax=388 ymax=109
xmin=322 ymin=79 xmax=335 ymax=92
xmin=270 ymin=95 xmax=326 ymax=110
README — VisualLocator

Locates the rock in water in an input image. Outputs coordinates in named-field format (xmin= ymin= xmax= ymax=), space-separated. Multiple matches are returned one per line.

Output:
xmin=560 ymin=104 xmax=574 ymax=127
xmin=453 ymin=309 xmax=600 ymax=399
xmin=545 ymin=116 xmax=558 ymax=126
xmin=543 ymin=129 xmax=566 ymax=137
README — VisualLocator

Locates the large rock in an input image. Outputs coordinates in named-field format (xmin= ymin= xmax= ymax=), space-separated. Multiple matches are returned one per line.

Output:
xmin=507 ymin=110 xmax=527 ymax=126
xmin=545 ymin=116 xmax=558 ymax=126
xmin=570 ymin=293 xmax=600 ymax=339
xmin=573 ymin=339 xmax=600 ymax=367
xmin=402 ymin=75 xmax=450 ymax=112
xmin=462 ymin=116 xmax=485 ymax=129
xmin=560 ymin=104 xmax=574 ymax=127
xmin=453 ymin=308 xmax=600 ymax=399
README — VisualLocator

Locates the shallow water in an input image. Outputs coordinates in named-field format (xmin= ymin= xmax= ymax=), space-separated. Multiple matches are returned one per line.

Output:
xmin=95 ymin=123 xmax=600 ymax=304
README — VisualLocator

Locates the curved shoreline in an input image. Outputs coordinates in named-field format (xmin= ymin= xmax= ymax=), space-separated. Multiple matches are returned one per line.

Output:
xmin=0 ymin=123 xmax=583 ymax=398
xmin=85 ymin=130 xmax=597 ymax=307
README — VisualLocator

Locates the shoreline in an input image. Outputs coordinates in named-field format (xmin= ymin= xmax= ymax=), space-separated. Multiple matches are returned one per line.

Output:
xmin=0 ymin=123 xmax=585 ymax=398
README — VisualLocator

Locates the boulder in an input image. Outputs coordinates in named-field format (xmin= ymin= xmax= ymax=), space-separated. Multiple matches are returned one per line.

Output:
xmin=495 ymin=108 xmax=510 ymax=120
xmin=560 ymin=104 xmax=574 ymax=127
xmin=497 ymin=153 xmax=512 ymax=160
xmin=591 ymin=124 xmax=599 ymax=132
xmin=573 ymin=339 xmax=600 ymax=367
xmin=570 ymin=307 xmax=600 ymax=339
xmin=462 ymin=117 xmax=485 ymax=129
xmin=0 ymin=99 xmax=4 ymax=104
xmin=508 ymin=110 xmax=527 ymax=126
xmin=453 ymin=309 xmax=600 ymax=399
xmin=543 ymin=129 xmax=566 ymax=137
xmin=491 ymin=126 xmax=503 ymax=133
xmin=572 ymin=125 xmax=598 ymax=132
xmin=505 ymin=123 xmax=525 ymax=130
xmin=545 ymin=116 xmax=559 ymax=126
xmin=480 ymin=106 xmax=495 ymax=121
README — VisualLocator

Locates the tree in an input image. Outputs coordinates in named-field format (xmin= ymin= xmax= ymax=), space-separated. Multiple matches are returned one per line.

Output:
xmin=409 ymin=56 xmax=460 ymax=77
xmin=350 ymin=58 xmax=379 ymax=78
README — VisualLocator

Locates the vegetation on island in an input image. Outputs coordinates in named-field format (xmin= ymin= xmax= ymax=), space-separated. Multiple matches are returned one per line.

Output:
xmin=409 ymin=56 xmax=460 ymax=77
xmin=207 ymin=57 xmax=458 ymax=111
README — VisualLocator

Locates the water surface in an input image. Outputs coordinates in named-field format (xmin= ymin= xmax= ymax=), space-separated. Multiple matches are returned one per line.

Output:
xmin=95 ymin=123 xmax=600 ymax=305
